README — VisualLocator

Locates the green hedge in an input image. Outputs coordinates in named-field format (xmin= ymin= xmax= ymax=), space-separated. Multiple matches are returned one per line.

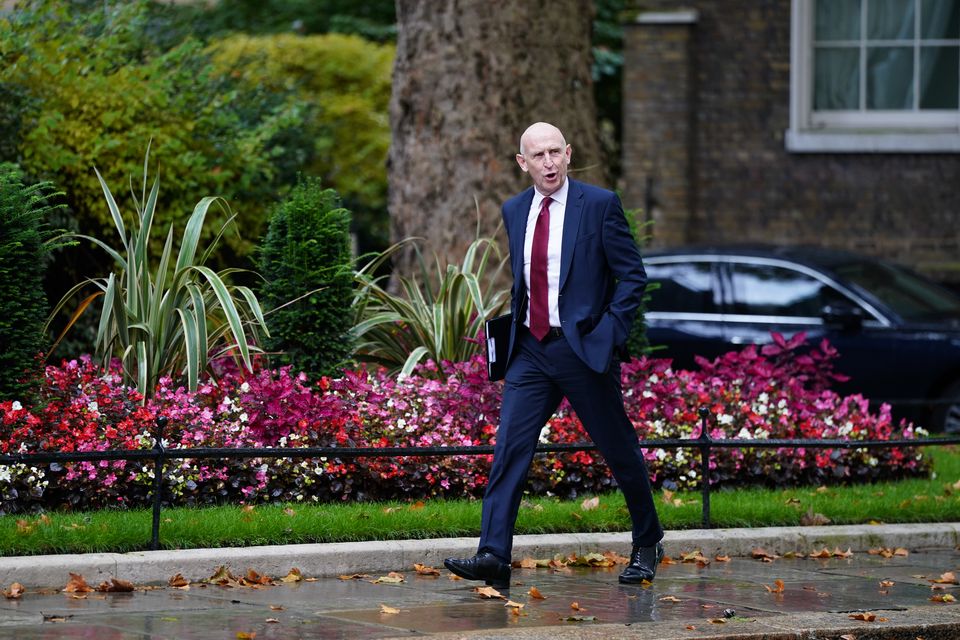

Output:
xmin=0 ymin=164 xmax=63 ymax=401
xmin=258 ymin=179 xmax=355 ymax=379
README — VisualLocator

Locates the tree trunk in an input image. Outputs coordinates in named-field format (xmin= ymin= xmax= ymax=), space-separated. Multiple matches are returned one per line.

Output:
xmin=389 ymin=0 xmax=604 ymax=279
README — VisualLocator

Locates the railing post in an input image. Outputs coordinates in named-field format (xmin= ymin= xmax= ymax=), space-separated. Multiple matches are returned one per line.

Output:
xmin=150 ymin=416 xmax=168 ymax=551
xmin=698 ymin=407 xmax=712 ymax=529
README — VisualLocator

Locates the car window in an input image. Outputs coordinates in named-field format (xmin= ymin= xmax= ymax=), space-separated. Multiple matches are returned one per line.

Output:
xmin=645 ymin=262 xmax=718 ymax=314
xmin=832 ymin=260 xmax=960 ymax=322
xmin=730 ymin=263 xmax=848 ymax=317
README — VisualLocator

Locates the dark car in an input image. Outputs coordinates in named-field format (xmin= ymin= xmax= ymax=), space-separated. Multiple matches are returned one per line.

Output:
xmin=641 ymin=245 xmax=960 ymax=432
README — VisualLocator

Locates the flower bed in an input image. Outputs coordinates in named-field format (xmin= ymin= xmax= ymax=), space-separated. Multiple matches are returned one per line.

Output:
xmin=0 ymin=334 xmax=929 ymax=514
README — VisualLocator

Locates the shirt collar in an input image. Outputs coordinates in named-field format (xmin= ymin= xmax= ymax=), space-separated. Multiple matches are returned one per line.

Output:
xmin=533 ymin=178 xmax=569 ymax=209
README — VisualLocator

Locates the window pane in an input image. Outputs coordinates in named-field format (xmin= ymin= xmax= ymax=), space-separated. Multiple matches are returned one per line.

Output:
xmin=922 ymin=0 xmax=960 ymax=39
xmin=645 ymin=263 xmax=717 ymax=314
xmin=868 ymin=0 xmax=916 ymax=40
xmin=921 ymin=46 xmax=960 ymax=107
xmin=815 ymin=47 xmax=861 ymax=109
xmin=730 ymin=264 xmax=842 ymax=318
xmin=867 ymin=46 xmax=915 ymax=108
xmin=817 ymin=0 xmax=862 ymax=41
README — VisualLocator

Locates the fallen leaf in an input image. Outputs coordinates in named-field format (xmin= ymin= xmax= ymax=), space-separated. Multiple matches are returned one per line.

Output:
xmin=269 ymin=605 xmax=284 ymax=611
xmin=681 ymin=550 xmax=711 ymax=565
xmin=764 ymin=579 xmax=786 ymax=594
xmin=931 ymin=572 xmax=959 ymax=585
xmin=784 ymin=497 xmax=802 ymax=506
xmin=840 ymin=635 xmax=856 ymax=640
xmin=809 ymin=548 xmax=833 ymax=559
xmin=380 ymin=604 xmax=400 ymax=614
xmin=265 ymin=618 xmax=279 ymax=624
xmin=168 ymin=573 xmax=190 ymax=588
xmin=603 ymin=550 xmax=630 ymax=565
xmin=236 ymin=633 xmax=256 ymax=640
xmin=783 ymin=551 xmax=806 ymax=559
xmin=569 ymin=512 xmax=583 ymax=520
xmin=473 ymin=586 xmax=506 ymax=599
xmin=849 ymin=612 xmax=876 ymax=621
xmin=42 ymin=614 xmax=70 ymax=623
xmin=504 ymin=600 xmax=524 ymax=609
xmin=931 ymin=593 xmax=956 ymax=603
xmin=413 ymin=563 xmax=440 ymax=576
xmin=800 ymin=508 xmax=831 ymax=526
xmin=714 ymin=554 xmax=731 ymax=562
xmin=659 ymin=595 xmax=682 ymax=602
xmin=3 ymin=583 xmax=24 ymax=599
xmin=528 ymin=586 xmax=546 ymax=599
xmin=242 ymin=569 xmax=272 ymax=586
xmin=448 ymin=574 xmax=462 ymax=581
xmin=751 ymin=548 xmax=778 ymax=562
xmin=569 ymin=552 xmax=615 ymax=567
xmin=659 ymin=555 xmax=676 ymax=565
xmin=282 ymin=568 xmax=303 ymax=583
xmin=708 ymin=618 xmax=727 ymax=624
xmin=96 ymin=578 xmax=135 ymax=593
xmin=879 ymin=580 xmax=895 ymax=588
xmin=581 ymin=496 xmax=600 ymax=511
xmin=409 ymin=501 xmax=426 ymax=510
xmin=894 ymin=548 xmax=909 ymax=557
xmin=833 ymin=547 xmax=854 ymax=558
xmin=205 ymin=566 xmax=239 ymax=587
xmin=686 ymin=625 xmax=696 ymax=630
xmin=570 ymin=601 xmax=585 ymax=611
xmin=337 ymin=573 xmax=371 ymax=581
xmin=662 ymin=488 xmax=675 ymax=503
xmin=16 ymin=519 xmax=33 ymax=534
xmin=516 ymin=558 xmax=539 ymax=569
xmin=371 ymin=572 xmax=405 ymax=584
xmin=283 ymin=508 xmax=296 ymax=517
xmin=63 ymin=573 xmax=94 ymax=593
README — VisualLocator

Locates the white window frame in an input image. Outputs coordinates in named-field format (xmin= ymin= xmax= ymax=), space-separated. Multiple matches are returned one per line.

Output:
xmin=787 ymin=0 xmax=960 ymax=152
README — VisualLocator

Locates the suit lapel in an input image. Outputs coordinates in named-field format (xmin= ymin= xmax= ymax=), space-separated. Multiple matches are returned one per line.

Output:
xmin=509 ymin=188 xmax=535 ymax=296
xmin=559 ymin=179 xmax=583 ymax=291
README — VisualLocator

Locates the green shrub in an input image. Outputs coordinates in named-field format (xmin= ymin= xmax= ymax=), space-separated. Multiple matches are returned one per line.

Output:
xmin=258 ymin=178 xmax=354 ymax=379
xmin=0 ymin=164 xmax=64 ymax=401
xmin=353 ymin=236 xmax=510 ymax=378
xmin=48 ymin=146 xmax=269 ymax=398
xmin=205 ymin=32 xmax=393 ymax=250
xmin=0 ymin=0 xmax=312 ymax=268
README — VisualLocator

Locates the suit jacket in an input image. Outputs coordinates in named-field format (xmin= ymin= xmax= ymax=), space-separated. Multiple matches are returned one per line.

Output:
xmin=502 ymin=178 xmax=647 ymax=373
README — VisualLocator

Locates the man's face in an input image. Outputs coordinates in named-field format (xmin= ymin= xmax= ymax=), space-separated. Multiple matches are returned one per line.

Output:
xmin=516 ymin=126 xmax=572 ymax=196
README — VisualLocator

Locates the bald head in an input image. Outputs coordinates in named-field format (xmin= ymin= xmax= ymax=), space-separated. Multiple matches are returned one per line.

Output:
xmin=519 ymin=122 xmax=566 ymax=155
xmin=516 ymin=122 xmax=572 ymax=196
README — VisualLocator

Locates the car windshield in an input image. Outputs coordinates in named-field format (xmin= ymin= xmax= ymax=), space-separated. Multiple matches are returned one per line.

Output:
xmin=832 ymin=260 xmax=960 ymax=323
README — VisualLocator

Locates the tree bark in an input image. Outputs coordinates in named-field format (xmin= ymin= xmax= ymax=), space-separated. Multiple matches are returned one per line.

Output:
xmin=389 ymin=0 xmax=604 ymax=279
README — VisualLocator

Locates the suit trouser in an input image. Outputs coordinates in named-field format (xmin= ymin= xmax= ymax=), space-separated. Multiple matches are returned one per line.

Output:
xmin=477 ymin=328 xmax=663 ymax=562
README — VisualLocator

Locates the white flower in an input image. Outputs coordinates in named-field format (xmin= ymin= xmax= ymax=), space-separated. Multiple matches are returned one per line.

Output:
xmin=642 ymin=390 xmax=654 ymax=399
xmin=718 ymin=414 xmax=734 ymax=426
xmin=649 ymin=374 xmax=660 ymax=384
xmin=240 ymin=382 xmax=250 ymax=393
xmin=239 ymin=412 xmax=249 ymax=423
xmin=758 ymin=392 xmax=769 ymax=404
xmin=11 ymin=401 xmax=22 ymax=411
xmin=539 ymin=425 xmax=551 ymax=443
xmin=87 ymin=401 xmax=99 ymax=414
xmin=737 ymin=427 xmax=752 ymax=439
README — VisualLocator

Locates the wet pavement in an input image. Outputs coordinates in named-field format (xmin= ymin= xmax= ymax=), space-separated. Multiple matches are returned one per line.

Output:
xmin=3 ymin=529 xmax=960 ymax=639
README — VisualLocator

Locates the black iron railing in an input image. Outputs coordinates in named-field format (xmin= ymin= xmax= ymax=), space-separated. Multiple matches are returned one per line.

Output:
xmin=1 ymin=409 xmax=956 ymax=550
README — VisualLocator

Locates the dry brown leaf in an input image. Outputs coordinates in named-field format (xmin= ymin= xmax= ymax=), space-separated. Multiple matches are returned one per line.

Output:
xmin=662 ymin=488 xmax=675 ymax=503
xmin=413 ymin=563 xmax=440 ymax=576
xmin=168 ymin=573 xmax=190 ymax=588
xmin=659 ymin=595 xmax=682 ymax=602
xmin=894 ymin=547 xmax=909 ymax=557
xmin=784 ymin=497 xmax=802 ymax=506
xmin=379 ymin=604 xmax=401 ymax=614
xmin=3 ymin=583 xmax=24 ymax=599
xmin=681 ymin=550 xmax=711 ymax=565
xmin=714 ymin=554 xmax=731 ymax=562
xmin=236 ymin=633 xmax=256 ymax=640
xmin=63 ymin=573 xmax=94 ymax=593
xmin=659 ymin=555 xmax=676 ymax=565
xmin=581 ymin=496 xmax=600 ymax=511
xmin=243 ymin=569 xmax=273 ymax=586
xmin=15 ymin=519 xmax=33 ymax=534
xmin=265 ymin=618 xmax=279 ymax=624
xmin=833 ymin=547 xmax=854 ymax=558
xmin=205 ymin=566 xmax=239 ymax=586
xmin=686 ymin=625 xmax=696 ymax=630
xmin=528 ymin=586 xmax=546 ymax=599
xmin=764 ymin=579 xmax=786 ymax=594
xmin=283 ymin=508 xmax=296 ymax=517
xmin=931 ymin=593 xmax=956 ymax=603
xmin=809 ymin=548 xmax=833 ymax=559
xmin=783 ymin=551 xmax=806 ymax=559
xmin=338 ymin=573 xmax=371 ymax=581
xmin=849 ymin=612 xmax=876 ymax=621
xmin=473 ymin=586 xmax=506 ymax=599
xmin=409 ymin=501 xmax=426 ymax=510
xmin=751 ymin=548 xmax=778 ymax=562
xmin=517 ymin=558 xmax=539 ymax=569
xmin=282 ymin=568 xmax=303 ymax=583
xmin=931 ymin=572 xmax=959 ymax=585
xmin=879 ymin=580 xmax=895 ymax=588
xmin=603 ymin=550 xmax=630 ymax=565
xmin=371 ymin=572 xmax=405 ymax=584
xmin=504 ymin=600 xmax=524 ymax=609
xmin=97 ymin=578 xmax=135 ymax=593
xmin=708 ymin=618 xmax=727 ymax=624
xmin=800 ymin=508 xmax=831 ymax=526
xmin=269 ymin=605 xmax=284 ymax=611
xmin=569 ymin=601 xmax=585 ymax=611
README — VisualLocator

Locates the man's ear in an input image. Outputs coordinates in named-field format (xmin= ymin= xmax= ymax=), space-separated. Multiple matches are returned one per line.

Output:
xmin=516 ymin=153 xmax=528 ymax=172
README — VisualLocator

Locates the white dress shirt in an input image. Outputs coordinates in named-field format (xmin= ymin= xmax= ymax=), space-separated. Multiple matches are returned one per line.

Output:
xmin=523 ymin=178 xmax=568 ymax=329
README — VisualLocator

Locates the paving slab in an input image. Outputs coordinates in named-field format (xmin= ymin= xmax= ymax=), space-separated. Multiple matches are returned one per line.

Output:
xmin=0 ymin=525 xmax=958 ymax=638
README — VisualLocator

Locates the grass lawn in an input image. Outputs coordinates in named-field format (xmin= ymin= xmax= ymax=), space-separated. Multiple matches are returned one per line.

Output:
xmin=1 ymin=446 xmax=958 ymax=557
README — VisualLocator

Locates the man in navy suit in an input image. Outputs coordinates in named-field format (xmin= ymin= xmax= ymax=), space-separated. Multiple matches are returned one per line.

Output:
xmin=444 ymin=122 xmax=664 ymax=588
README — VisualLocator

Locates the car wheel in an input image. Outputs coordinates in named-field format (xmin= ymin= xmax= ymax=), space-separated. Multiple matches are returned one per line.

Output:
xmin=935 ymin=380 xmax=960 ymax=434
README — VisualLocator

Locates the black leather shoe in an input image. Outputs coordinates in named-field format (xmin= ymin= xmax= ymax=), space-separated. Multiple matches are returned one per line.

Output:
xmin=444 ymin=552 xmax=511 ymax=589
xmin=618 ymin=541 xmax=664 ymax=584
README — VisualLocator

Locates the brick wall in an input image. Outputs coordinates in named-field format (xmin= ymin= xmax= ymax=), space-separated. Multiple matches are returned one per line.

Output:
xmin=622 ymin=2 xmax=960 ymax=283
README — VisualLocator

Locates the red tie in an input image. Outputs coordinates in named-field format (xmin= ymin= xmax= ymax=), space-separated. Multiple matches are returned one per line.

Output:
xmin=529 ymin=196 xmax=551 ymax=340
